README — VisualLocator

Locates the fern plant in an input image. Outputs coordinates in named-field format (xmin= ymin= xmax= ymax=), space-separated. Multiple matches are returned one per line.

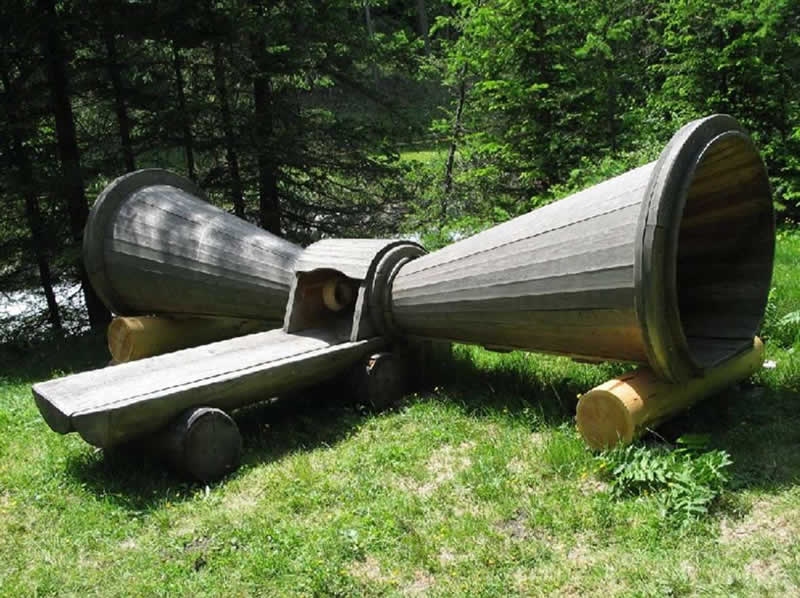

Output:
xmin=597 ymin=437 xmax=732 ymax=526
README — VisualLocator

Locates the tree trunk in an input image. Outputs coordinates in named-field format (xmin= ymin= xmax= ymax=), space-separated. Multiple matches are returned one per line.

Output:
xmin=104 ymin=31 xmax=136 ymax=171
xmin=1 ymin=71 xmax=62 ymax=330
xmin=251 ymin=39 xmax=281 ymax=234
xmin=39 ymin=0 xmax=110 ymax=329
xmin=212 ymin=41 xmax=245 ymax=219
xmin=363 ymin=3 xmax=378 ymax=87
xmin=442 ymin=74 xmax=466 ymax=223
xmin=416 ymin=0 xmax=430 ymax=56
xmin=172 ymin=43 xmax=196 ymax=180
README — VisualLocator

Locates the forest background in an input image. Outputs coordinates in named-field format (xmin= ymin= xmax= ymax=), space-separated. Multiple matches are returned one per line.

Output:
xmin=1 ymin=0 xmax=799 ymax=343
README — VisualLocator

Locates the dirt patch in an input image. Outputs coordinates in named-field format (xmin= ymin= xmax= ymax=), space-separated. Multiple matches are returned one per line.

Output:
xmin=221 ymin=486 xmax=262 ymax=513
xmin=391 ymin=441 xmax=476 ymax=498
xmin=719 ymin=497 xmax=799 ymax=545
xmin=745 ymin=558 xmax=785 ymax=584
xmin=438 ymin=549 xmax=460 ymax=566
xmin=578 ymin=477 xmax=609 ymax=496
xmin=495 ymin=508 xmax=530 ymax=540
xmin=418 ymin=441 xmax=475 ymax=497
xmin=183 ymin=536 xmax=211 ymax=553
xmin=118 ymin=537 xmax=138 ymax=550
xmin=350 ymin=555 xmax=389 ymax=584
xmin=403 ymin=569 xmax=434 ymax=596
xmin=566 ymin=541 xmax=594 ymax=567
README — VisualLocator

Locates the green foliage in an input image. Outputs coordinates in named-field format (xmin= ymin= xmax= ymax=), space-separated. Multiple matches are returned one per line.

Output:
xmin=598 ymin=438 xmax=733 ymax=526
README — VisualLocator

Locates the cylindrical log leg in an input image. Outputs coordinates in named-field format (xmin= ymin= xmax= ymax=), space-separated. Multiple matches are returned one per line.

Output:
xmin=349 ymin=352 xmax=408 ymax=410
xmin=107 ymin=315 xmax=270 ymax=362
xmin=576 ymin=337 xmax=764 ymax=450
xmin=153 ymin=407 xmax=242 ymax=481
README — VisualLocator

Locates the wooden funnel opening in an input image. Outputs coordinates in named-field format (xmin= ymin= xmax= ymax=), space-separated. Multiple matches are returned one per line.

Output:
xmin=636 ymin=115 xmax=774 ymax=381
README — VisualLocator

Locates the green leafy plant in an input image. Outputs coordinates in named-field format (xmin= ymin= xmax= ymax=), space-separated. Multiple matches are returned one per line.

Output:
xmin=778 ymin=310 xmax=800 ymax=343
xmin=598 ymin=437 xmax=732 ymax=526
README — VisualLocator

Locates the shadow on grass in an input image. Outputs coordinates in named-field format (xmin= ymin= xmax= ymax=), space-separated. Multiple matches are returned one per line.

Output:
xmin=61 ymin=381 xmax=373 ymax=512
xmin=50 ymin=339 xmax=800 ymax=508
xmin=57 ymin=346 xmax=581 ymax=509
xmin=0 ymin=330 xmax=109 ymax=383
xmin=661 ymin=384 xmax=800 ymax=493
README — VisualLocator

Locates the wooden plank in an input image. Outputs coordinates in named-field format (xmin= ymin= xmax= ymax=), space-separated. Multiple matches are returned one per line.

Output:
xmin=395 ymin=164 xmax=652 ymax=280
xmin=294 ymin=239 xmax=422 ymax=280
xmin=32 ymin=328 xmax=384 ymax=448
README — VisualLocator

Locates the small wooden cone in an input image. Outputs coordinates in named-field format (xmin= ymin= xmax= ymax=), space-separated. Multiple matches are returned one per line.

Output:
xmin=107 ymin=316 xmax=271 ymax=362
xmin=576 ymin=337 xmax=764 ymax=450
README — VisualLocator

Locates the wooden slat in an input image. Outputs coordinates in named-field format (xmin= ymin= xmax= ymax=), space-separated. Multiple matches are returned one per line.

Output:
xmin=390 ymin=164 xmax=652 ymax=364
xmin=32 ymin=328 xmax=384 ymax=448
xmin=294 ymin=239 xmax=422 ymax=280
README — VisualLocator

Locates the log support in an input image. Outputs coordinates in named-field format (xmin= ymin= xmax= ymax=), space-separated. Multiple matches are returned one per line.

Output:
xmin=151 ymin=407 xmax=242 ymax=482
xmin=108 ymin=316 xmax=272 ymax=362
xmin=576 ymin=337 xmax=764 ymax=450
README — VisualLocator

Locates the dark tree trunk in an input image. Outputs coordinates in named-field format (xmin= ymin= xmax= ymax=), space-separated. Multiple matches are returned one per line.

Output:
xmin=363 ymin=3 xmax=378 ymax=87
xmin=104 ymin=31 xmax=136 ymax=171
xmin=39 ymin=0 xmax=110 ymax=329
xmin=172 ymin=43 xmax=195 ymax=180
xmin=416 ymin=0 xmax=430 ymax=56
xmin=251 ymin=40 xmax=281 ymax=234
xmin=442 ymin=75 xmax=466 ymax=223
xmin=212 ymin=41 xmax=245 ymax=219
xmin=1 ymin=71 xmax=62 ymax=330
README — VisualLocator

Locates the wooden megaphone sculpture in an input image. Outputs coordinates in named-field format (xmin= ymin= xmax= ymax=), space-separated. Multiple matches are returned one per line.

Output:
xmin=32 ymin=115 xmax=775 ymax=480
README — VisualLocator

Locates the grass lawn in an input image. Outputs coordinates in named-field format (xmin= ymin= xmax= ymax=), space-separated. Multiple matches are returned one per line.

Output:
xmin=1 ymin=229 xmax=799 ymax=597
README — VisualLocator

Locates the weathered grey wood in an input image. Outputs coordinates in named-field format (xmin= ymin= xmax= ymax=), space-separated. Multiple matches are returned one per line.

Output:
xmin=390 ymin=115 xmax=774 ymax=382
xmin=32 ymin=328 xmax=384 ymax=448
xmin=151 ymin=407 xmax=242 ymax=482
xmin=84 ymin=169 xmax=302 ymax=320
xmin=284 ymin=239 xmax=424 ymax=341
xmin=348 ymin=352 xmax=408 ymax=410
xmin=293 ymin=239 xmax=422 ymax=281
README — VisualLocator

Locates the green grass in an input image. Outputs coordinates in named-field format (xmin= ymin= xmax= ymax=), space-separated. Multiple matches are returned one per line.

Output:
xmin=1 ymin=229 xmax=799 ymax=597
xmin=398 ymin=146 xmax=446 ymax=164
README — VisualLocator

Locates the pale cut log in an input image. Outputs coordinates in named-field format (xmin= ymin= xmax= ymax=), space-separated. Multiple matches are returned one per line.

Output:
xmin=150 ymin=407 xmax=242 ymax=482
xmin=83 ymin=169 xmax=301 ymax=320
xmin=108 ymin=316 xmax=273 ymax=362
xmin=576 ymin=337 xmax=764 ymax=450
xmin=32 ymin=328 xmax=384 ymax=448
xmin=390 ymin=115 xmax=774 ymax=382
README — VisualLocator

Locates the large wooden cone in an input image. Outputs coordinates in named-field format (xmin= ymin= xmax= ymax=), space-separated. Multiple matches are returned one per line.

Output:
xmin=83 ymin=169 xmax=302 ymax=321
xmin=390 ymin=115 xmax=775 ymax=382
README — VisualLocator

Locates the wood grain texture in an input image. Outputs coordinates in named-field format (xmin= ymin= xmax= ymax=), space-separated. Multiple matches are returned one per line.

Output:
xmin=391 ymin=163 xmax=653 ymax=364
xmin=285 ymin=239 xmax=424 ymax=341
xmin=576 ymin=337 xmax=764 ymax=449
xmin=107 ymin=315 xmax=274 ymax=362
xmin=293 ymin=239 xmax=421 ymax=280
xmin=32 ymin=328 xmax=384 ymax=448
xmin=150 ymin=407 xmax=242 ymax=482
xmin=84 ymin=169 xmax=302 ymax=321
xmin=391 ymin=115 xmax=774 ymax=381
